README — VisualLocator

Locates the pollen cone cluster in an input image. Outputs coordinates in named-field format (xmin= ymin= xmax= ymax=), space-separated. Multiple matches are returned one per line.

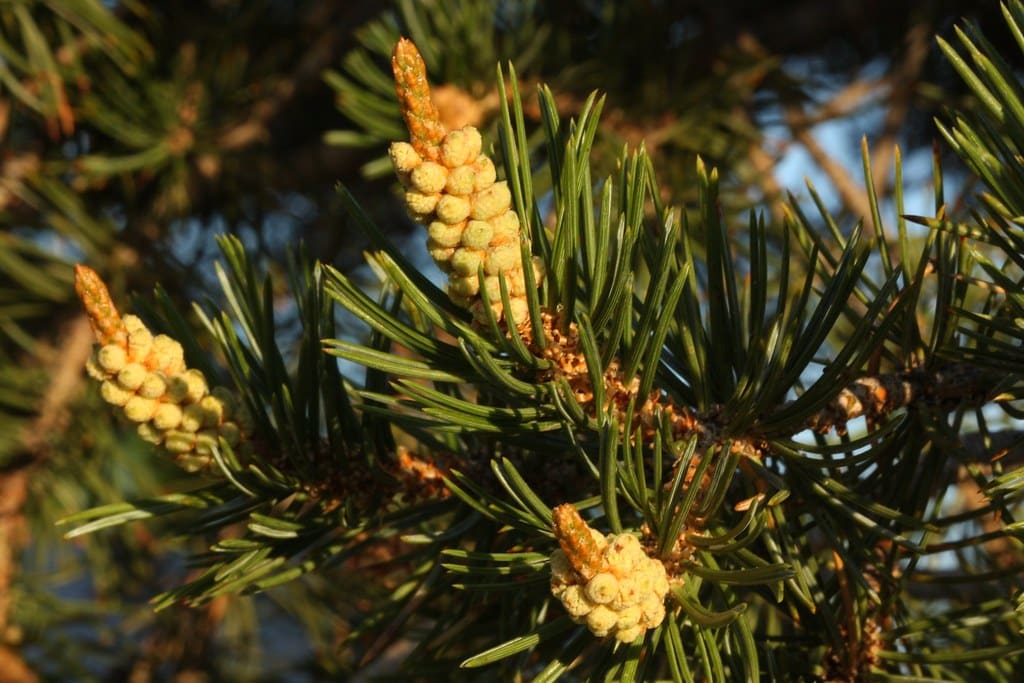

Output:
xmin=75 ymin=265 xmax=252 ymax=472
xmin=389 ymin=37 xmax=541 ymax=324
xmin=549 ymin=504 xmax=670 ymax=643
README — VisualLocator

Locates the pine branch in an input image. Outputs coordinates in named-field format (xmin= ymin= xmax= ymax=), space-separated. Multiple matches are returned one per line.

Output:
xmin=36 ymin=5 xmax=1024 ymax=679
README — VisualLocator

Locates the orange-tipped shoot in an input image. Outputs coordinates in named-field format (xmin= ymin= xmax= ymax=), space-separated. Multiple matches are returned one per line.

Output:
xmin=392 ymin=37 xmax=446 ymax=161
xmin=552 ymin=504 xmax=608 ymax=582
xmin=74 ymin=264 xmax=127 ymax=348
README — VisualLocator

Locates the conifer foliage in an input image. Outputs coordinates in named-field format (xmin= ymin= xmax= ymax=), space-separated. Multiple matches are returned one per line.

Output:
xmin=4 ymin=1 xmax=1024 ymax=680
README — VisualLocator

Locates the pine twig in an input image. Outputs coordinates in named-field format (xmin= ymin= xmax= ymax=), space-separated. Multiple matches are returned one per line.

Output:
xmin=805 ymin=365 xmax=995 ymax=435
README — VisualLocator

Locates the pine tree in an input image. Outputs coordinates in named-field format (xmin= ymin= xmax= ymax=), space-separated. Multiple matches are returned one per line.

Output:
xmin=2 ymin=2 xmax=1024 ymax=681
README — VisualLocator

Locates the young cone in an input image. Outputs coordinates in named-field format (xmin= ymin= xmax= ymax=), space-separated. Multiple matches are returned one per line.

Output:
xmin=389 ymin=38 xmax=542 ymax=325
xmin=550 ymin=504 xmax=670 ymax=643
xmin=74 ymin=265 xmax=252 ymax=472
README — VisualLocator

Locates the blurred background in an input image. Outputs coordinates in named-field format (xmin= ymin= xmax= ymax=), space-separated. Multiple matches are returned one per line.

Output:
xmin=0 ymin=1 xmax=1016 ymax=680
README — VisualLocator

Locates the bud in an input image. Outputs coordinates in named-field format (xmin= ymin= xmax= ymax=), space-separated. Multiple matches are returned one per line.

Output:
xmin=164 ymin=431 xmax=195 ymax=454
xmin=461 ymin=220 xmax=494 ymax=250
xmin=406 ymin=191 xmax=440 ymax=216
xmin=440 ymin=127 xmax=481 ymax=167
xmin=471 ymin=156 xmax=497 ymax=192
xmin=181 ymin=403 xmax=206 ymax=433
xmin=615 ymin=626 xmax=643 ymax=644
xmin=585 ymin=605 xmax=618 ymax=637
xmin=489 ymin=210 xmax=520 ymax=244
xmin=428 ymin=245 xmax=457 ymax=268
xmin=124 ymin=316 xmax=154 ymax=362
xmin=436 ymin=195 xmax=471 ymax=224
xmin=448 ymin=274 xmax=479 ymax=297
xmin=85 ymin=355 xmax=107 ymax=381
xmin=124 ymin=395 xmax=158 ymax=422
xmin=450 ymin=248 xmax=485 ymax=276
xmin=559 ymin=585 xmax=591 ymax=618
xmin=504 ymin=297 xmax=529 ymax=325
xmin=485 ymin=245 xmax=520 ymax=276
xmin=137 ymin=372 xmax=168 ymax=399
xmin=410 ymin=162 xmax=448 ymax=194
xmin=470 ymin=182 xmax=511 ymax=221
xmin=165 ymin=375 xmax=190 ymax=403
xmin=181 ymin=369 xmax=208 ymax=404
xmin=97 ymin=344 xmax=128 ymax=373
xmin=428 ymin=221 xmax=464 ymax=248
xmin=149 ymin=335 xmax=186 ymax=375
xmin=211 ymin=386 xmax=236 ymax=415
xmin=615 ymin=605 xmax=642 ymax=630
xmin=550 ymin=549 xmax=575 ymax=584
xmin=136 ymin=422 xmax=164 ymax=445
xmin=100 ymin=380 xmax=133 ymax=407
xmin=389 ymin=141 xmax=422 ymax=174
xmin=116 ymin=363 xmax=147 ymax=391
xmin=445 ymin=165 xmax=476 ymax=196
xmin=219 ymin=421 xmax=241 ymax=447
xmin=584 ymin=573 xmax=619 ymax=605
xmin=152 ymin=402 xmax=184 ymax=430
xmin=194 ymin=430 xmax=219 ymax=456
xmin=198 ymin=394 xmax=226 ymax=427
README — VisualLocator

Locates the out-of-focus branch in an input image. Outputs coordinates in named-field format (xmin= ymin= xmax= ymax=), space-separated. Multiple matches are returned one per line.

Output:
xmin=126 ymin=598 xmax=228 ymax=681
xmin=0 ymin=470 xmax=35 ymax=683
xmin=870 ymin=21 xmax=931 ymax=196
xmin=20 ymin=315 xmax=95 ymax=455
xmin=784 ymin=103 xmax=875 ymax=232
xmin=739 ymin=18 xmax=928 ymax=237
xmin=217 ymin=4 xmax=379 ymax=151
xmin=910 ymin=431 xmax=1024 ymax=596
xmin=0 ymin=151 xmax=42 ymax=215
xmin=738 ymin=32 xmax=879 ymax=232
xmin=784 ymin=78 xmax=886 ymax=128
xmin=747 ymin=137 xmax=786 ymax=221
xmin=0 ymin=315 xmax=95 ymax=683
